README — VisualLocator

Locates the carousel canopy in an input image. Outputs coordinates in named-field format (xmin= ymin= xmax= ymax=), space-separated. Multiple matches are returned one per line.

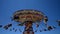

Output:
xmin=12 ymin=9 xmax=45 ymax=23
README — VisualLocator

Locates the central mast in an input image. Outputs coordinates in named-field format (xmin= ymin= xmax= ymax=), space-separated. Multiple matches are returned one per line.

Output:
xmin=23 ymin=21 xmax=34 ymax=34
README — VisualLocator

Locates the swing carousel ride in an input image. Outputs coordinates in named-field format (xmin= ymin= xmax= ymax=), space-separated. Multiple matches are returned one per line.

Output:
xmin=0 ymin=9 xmax=60 ymax=34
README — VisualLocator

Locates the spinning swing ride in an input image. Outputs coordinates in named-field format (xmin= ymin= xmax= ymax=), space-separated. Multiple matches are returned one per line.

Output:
xmin=0 ymin=9 xmax=60 ymax=34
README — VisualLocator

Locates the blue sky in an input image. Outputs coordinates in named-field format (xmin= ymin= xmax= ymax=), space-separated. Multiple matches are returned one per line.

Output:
xmin=0 ymin=0 xmax=60 ymax=34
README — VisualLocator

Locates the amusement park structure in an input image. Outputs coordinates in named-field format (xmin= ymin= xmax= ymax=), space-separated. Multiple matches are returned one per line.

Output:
xmin=0 ymin=9 xmax=60 ymax=34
